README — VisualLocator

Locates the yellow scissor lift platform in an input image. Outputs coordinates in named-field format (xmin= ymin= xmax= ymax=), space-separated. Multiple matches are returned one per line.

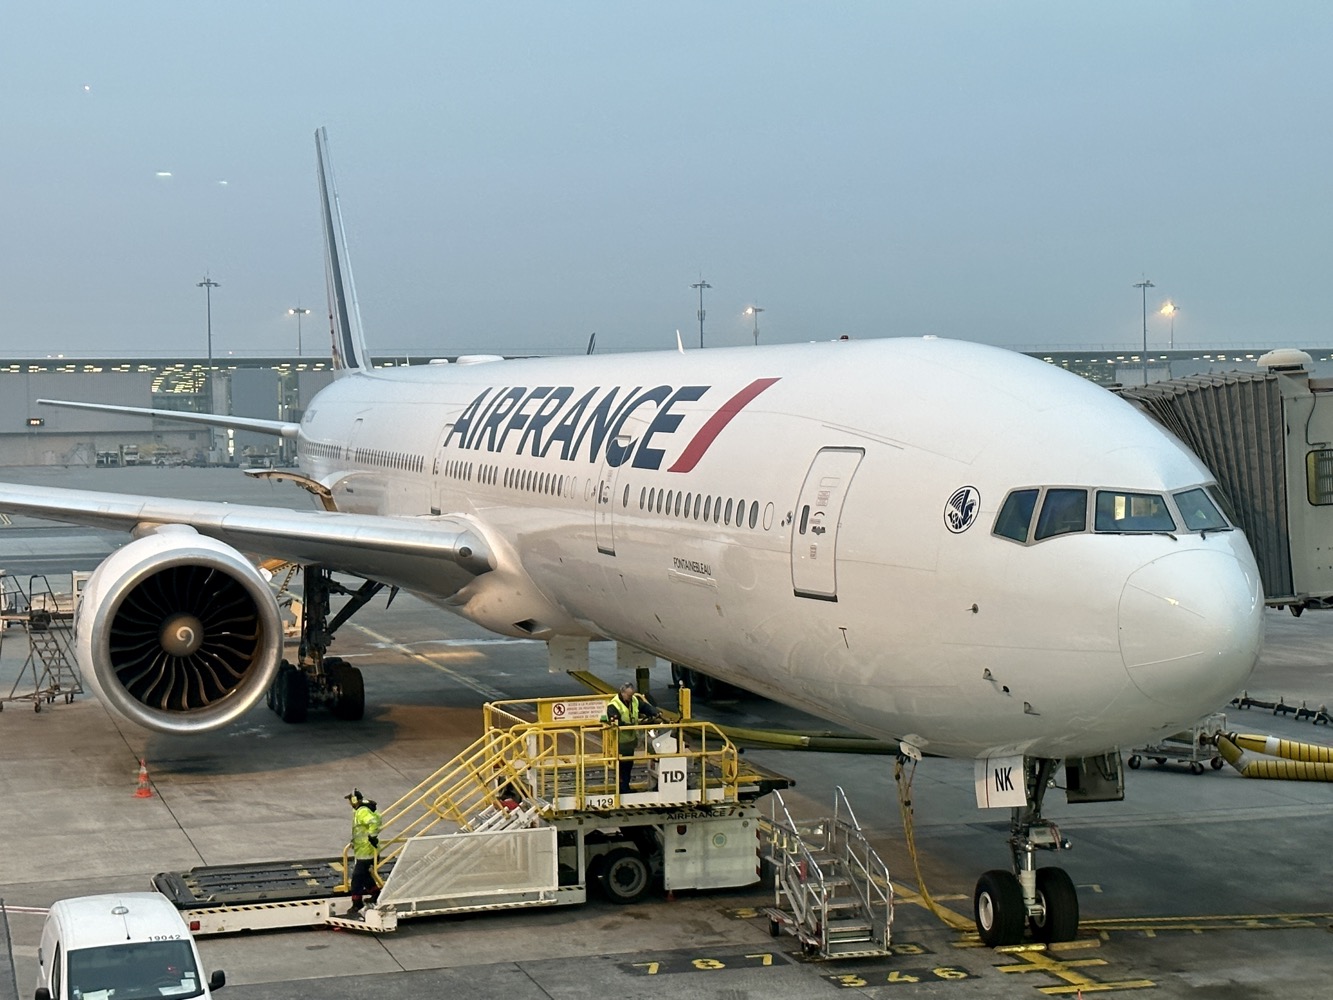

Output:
xmin=154 ymin=691 xmax=791 ymax=934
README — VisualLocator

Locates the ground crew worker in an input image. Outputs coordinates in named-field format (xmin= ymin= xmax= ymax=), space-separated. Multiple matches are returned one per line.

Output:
xmin=344 ymin=789 xmax=382 ymax=917
xmin=600 ymin=682 xmax=660 ymax=794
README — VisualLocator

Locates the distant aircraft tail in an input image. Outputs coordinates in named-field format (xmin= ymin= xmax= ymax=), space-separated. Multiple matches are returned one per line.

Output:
xmin=316 ymin=127 xmax=372 ymax=374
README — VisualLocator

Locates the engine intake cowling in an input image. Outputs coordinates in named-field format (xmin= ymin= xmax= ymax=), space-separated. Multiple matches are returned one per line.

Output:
xmin=76 ymin=526 xmax=284 ymax=734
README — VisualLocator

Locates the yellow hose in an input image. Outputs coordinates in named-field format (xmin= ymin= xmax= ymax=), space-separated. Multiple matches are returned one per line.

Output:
xmin=893 ymin=757 xmax=974 ymax=931
xmin=1229 ymin=732 xmax=1333 ymax=764
xmin=1215 ymin=735 xmax=1333 ymax=781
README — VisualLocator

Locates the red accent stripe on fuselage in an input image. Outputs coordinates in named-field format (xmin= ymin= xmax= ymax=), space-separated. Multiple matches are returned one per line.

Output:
xmin=667 ymin=377 xmax=781 ymax=473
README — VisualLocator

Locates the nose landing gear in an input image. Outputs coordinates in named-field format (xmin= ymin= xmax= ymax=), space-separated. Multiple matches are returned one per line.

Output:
xmin=972 ymin=757 xmax=1079 ymax=947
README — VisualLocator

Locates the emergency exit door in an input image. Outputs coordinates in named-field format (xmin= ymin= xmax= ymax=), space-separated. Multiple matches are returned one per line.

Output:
xmin=790 ymin=447 xmax=864 ymax=601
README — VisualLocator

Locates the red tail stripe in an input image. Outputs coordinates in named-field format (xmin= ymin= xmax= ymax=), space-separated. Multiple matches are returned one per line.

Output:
xmin=668 ymin=377 xmax=781 ymax=473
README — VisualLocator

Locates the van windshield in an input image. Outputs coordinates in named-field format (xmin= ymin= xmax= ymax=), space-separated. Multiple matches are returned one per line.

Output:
xmin=67 ymin=939 xmax=203 ymax=999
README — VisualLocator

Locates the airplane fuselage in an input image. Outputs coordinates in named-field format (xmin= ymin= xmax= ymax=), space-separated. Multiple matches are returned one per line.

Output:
xmin=296 ymin=336 xmax=1264 ymax=760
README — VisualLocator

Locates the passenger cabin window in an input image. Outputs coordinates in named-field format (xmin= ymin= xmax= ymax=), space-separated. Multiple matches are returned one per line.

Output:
xmin=1034 ymin=489 xmax=1088 ymax=540
xmin=994 ymin=489 xmax=1039 ymax=542
xmin=1094 ymin=490 xmax=1175 ymax=532
xmin=1174 ymin=487 xmax=1229 ymax=531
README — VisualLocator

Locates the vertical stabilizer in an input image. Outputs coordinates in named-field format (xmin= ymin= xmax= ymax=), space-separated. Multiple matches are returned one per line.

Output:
xmin=316 ymin=127 xmax=372 ymax=373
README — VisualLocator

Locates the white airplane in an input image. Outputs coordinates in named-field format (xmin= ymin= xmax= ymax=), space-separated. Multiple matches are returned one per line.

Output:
xmin=0 ymin=129 xmax=1263 ymax=947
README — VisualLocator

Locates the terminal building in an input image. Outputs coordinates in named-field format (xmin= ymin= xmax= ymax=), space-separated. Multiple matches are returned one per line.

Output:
xmin=1 ymin=346 xmax=1330 ymax=469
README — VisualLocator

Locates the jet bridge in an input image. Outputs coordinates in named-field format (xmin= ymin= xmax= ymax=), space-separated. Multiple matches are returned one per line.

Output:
xmin=1117 ymin=349 xmax=1333 ymax=611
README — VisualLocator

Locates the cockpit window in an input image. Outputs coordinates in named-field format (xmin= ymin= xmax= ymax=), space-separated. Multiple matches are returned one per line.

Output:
xmin=1034 ymin=489 xmax=1088 ymax=540
xmin=1095 ymin=491 xmax=1175 ymax=532
xmin=993 ymin=489 xmax=1039 ymax=542
xmin=1208 ymin=485 xmax=1239 ymax=524
xmin=1174 ymin=487 xmax=1230 ymax=531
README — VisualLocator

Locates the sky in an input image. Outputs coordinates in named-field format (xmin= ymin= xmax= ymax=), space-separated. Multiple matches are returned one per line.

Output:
xmin=3 ymin=2 xmax=1332 ymax=359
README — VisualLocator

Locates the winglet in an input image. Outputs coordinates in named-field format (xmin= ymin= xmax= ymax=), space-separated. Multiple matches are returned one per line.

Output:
xmin=676 ymin=329 xmax=685 ymax=354
xmin=316 ymin=128 xmax=372 ymax=374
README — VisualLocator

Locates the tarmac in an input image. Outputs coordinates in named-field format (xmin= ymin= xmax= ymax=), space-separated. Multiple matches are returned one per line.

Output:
xmin=2 ymin=467 xmax=1333 ymax=998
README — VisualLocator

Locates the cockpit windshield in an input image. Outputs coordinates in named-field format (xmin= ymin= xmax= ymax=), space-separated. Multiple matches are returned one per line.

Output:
xmin=1094 ymin=490 xmax=1176 ymax=533
xmin=1174 ymin=487 xmax=1230 ymax=531
xmin=992 ymin=482 xmax=1232 ymax=544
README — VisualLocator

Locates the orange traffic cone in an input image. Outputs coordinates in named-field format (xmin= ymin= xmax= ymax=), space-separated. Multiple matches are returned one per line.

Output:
xmin=134 ymin=759 xmax=154 ymax=798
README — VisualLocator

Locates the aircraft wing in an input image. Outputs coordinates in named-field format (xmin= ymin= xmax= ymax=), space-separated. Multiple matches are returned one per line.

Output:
xmin=38 ymin=398 xmax=300 ymax=438
xmin=0 ymin=483 xmax=493 ymax=591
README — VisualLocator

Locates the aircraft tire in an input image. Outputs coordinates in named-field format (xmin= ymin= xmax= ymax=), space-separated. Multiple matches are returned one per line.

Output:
xmin=329 ymin=662 xmax=365 ymax=721
xmin=974 ymin=869 xmax=1024 ymax=947
xmin=267 ymin=661 xmax=293 ymax=712
xmin=598 ymin=847 xmax=651 ymax=904
xmin=278 ymin=667 xmax=308 ymax=724
xmin=1029 ymin=867 xmax=1079 ymax=943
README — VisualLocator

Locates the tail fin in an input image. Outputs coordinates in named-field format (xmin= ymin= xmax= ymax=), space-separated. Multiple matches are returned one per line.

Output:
xmin=316 ymin=127 xmax=372 ymax=374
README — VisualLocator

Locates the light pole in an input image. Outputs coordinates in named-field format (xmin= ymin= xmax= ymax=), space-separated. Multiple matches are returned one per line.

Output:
xmin=1133 ymin=277 xmax=1154 ymax=385
xmin=197 ymin=275 xmax=220 ymax=372
xmin=197 ymin=275 xmax=220 ymax=462
xmin=1159 ymin=300 xmax=1178 ymax=349
xmin=691 ymin=277 xmax=711 ymax=349
xmin=745 ymin=305 xmax=764 ymax=346
xmin=288 ymin=306 xmax=310 ymax=356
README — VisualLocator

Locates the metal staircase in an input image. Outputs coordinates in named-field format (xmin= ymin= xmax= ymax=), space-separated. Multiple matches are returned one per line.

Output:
xmin=761 ymin=786 xmax=893 ymax=959
xmin=1 ymin=576 xmax=83 ymax=713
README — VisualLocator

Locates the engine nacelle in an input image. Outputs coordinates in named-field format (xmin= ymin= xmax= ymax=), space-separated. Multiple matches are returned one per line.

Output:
xmin=76 ymin=526 xmax=284 ymax=734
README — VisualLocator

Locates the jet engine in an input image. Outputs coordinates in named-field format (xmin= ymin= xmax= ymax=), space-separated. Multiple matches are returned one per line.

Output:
xmin=75 ymin=526 xmax=284 ymax=734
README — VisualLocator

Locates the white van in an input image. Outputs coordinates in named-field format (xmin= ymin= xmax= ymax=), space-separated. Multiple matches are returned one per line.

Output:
xmin=34 ymin=892 xmax=225 ymax=999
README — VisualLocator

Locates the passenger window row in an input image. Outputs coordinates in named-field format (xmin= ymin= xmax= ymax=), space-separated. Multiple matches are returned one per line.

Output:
xmin=352 ymin=446 xmax=424 ymax=473
xmin=633 ymin=485 xmax=765 ymax=530
xmin=435 ymin=452 xmax=773 ymax=531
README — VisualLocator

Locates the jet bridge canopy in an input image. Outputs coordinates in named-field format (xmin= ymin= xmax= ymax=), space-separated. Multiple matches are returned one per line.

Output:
xmin=1117 ymin=356 xmax=1333 ymax=609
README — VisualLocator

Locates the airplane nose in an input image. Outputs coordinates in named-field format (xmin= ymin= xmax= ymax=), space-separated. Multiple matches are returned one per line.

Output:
xmin=1119 ymin=547 xmax=1263 ymax=710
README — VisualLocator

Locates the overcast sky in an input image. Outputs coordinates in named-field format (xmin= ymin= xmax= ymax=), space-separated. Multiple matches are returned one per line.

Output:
xmin=4 ymin=3 xmax=1331 ymax=359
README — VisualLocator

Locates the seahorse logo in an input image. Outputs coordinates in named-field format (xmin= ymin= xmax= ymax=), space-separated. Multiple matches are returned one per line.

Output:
xmin=944 ymin=486 xmax=980 ymax=534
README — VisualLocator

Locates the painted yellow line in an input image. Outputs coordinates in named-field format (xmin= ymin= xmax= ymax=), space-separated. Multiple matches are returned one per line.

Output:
xmin=893 ymin=885 xmax=974 ymax=930
xmin=1083 ymin=911 xmax=1333 ymax=932
xmin=1039 ymin=983 xmax=1156 ymax=996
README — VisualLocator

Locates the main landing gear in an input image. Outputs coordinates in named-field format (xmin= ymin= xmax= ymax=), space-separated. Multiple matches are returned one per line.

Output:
xmin=266 ymin=566 xmax=390 ymax=724
xmin=972 ymin=757 xmax=1079 ymax=947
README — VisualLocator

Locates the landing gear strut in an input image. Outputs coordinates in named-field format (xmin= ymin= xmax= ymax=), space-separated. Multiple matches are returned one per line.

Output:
xmin=973 ymin=757 xmax=1079 ymax=947
xmin=266 ymin=566 xmax=389 ymax=724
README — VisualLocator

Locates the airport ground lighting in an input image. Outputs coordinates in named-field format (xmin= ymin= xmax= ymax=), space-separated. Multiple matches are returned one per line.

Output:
xmin=692 ymin=277 xmax=711 ymax=349
xmin=197 ymin=274 xmax=220 ymax=460
xmin=197 ymin=275 xmax=220 ymax=372
xmin=1133 ymin=277 xmax=1154 ymax=384
xmin=745 ymin=304 xmax=764 ymax=346
xmin=1160 ymin=300 xmax=1178 ymax=349
xmin=289 ymin=306 xmax=310 ymax=356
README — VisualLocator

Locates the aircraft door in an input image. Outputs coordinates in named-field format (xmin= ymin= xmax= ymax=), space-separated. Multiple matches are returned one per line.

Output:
xmin=593 ymin=432 xmax=631 ymax=556
xmin=790 ymin=447 xmax=864 ymax=600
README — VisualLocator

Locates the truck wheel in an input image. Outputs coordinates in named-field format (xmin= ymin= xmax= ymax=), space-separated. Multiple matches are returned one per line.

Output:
xmin=598 ymin=847 xmax=651 ymax=904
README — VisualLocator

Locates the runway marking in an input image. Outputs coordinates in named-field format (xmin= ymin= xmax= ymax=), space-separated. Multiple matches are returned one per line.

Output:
xmin=994 ymin=947 xmax=1154 ymax=994
xmin=827 ymin=966 xmax=972 ymax=987
xmin=351 ymin=623 xmax=509 ymax=700
xmin=622 ymin=948 xmax=790 ymax=976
